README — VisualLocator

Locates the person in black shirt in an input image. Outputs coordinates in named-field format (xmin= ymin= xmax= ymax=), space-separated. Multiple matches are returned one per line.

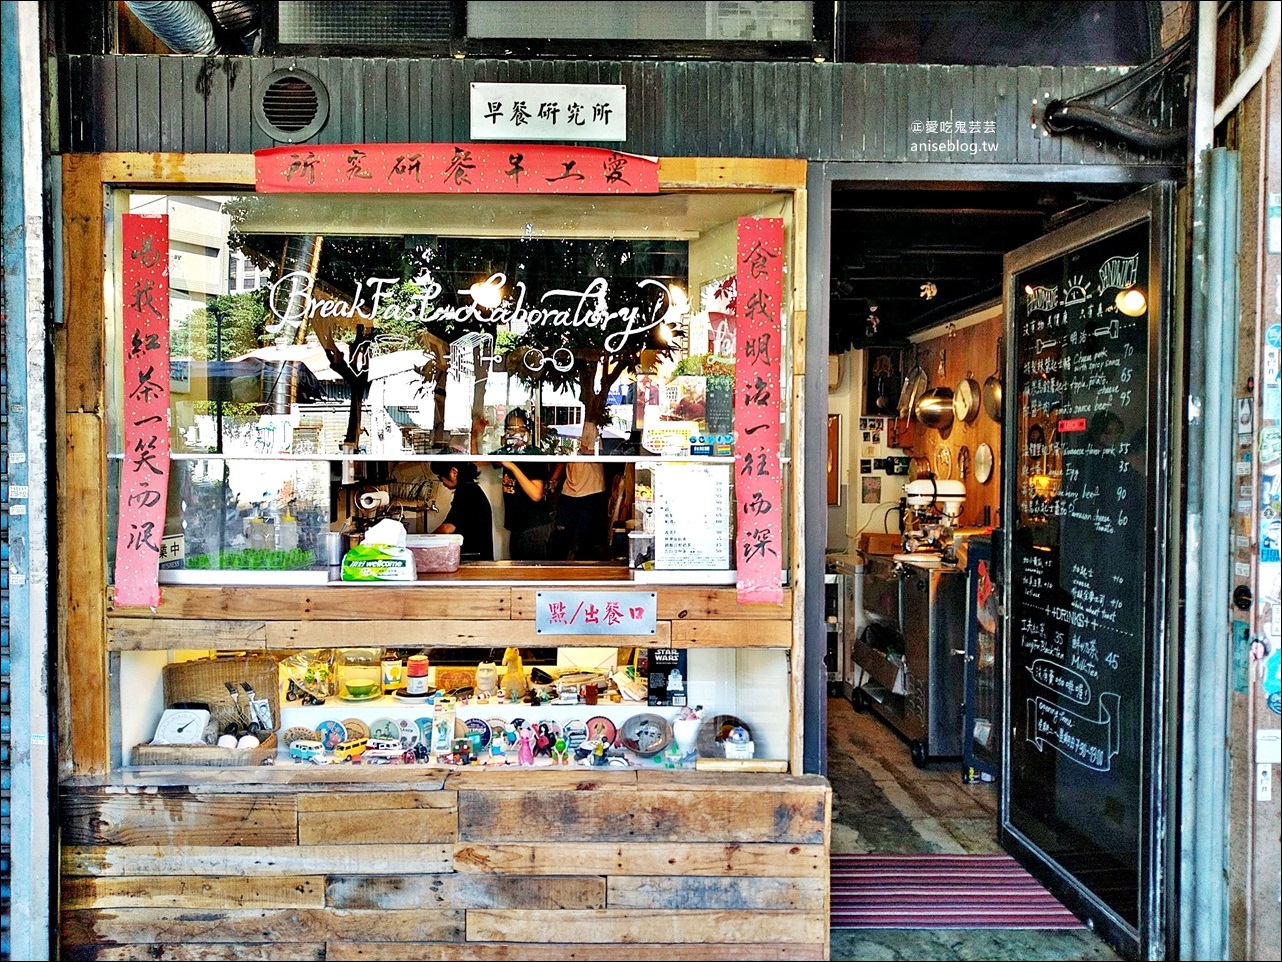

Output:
xmin=430 ymin=461 xmax=494 ymax=561
xmin=496 ymin=408 xmax=554 ymax=560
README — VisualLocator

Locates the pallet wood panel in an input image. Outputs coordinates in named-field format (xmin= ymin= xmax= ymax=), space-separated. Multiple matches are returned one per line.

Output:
xmin=109 ymin=586 xmax=513 ymax=620
xmin=263 ymin=619 xmax=647 ymax=650
xmin=465 ymin=908 xmax=825 ymax=945
xmin=295 ymin=791 xmax=456 ymax=812
xmin=61 ymin=875 xmax=326 ymax=910
xmin=297 ymin=807 xmax=457 ymax=846
xmin=606 ymin=875 xmax=826 ymax=911
xmin=62 ymin=907 xmax=465 ymax=945
xmin=107 ymin=618 xmax=268 ymax=651
xmin=63 ymin=945 xmax=327 ymax=962
xmin=325 ymin=943 xmax=825 ymax=961
xmin=325 ymin=874 xmax=606 ymax=910
xmin=63 ymin=844 xmax=455 ymax=877
xmin=458 ymin=789 xmax=826 ymax=844
xmin=669 ymin=619 xmax=792 ymax=647
xmin=61 ymin=793 xmax=298 ymax=847
xmin=451 ymin=842 xmax=826 ymax=877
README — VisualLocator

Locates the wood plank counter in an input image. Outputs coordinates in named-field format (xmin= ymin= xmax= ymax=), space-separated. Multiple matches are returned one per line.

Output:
xmin=60 ymin=768 xmax=831 ymax=960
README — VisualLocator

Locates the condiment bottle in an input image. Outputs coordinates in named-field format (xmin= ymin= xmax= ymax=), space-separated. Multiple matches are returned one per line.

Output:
xmin=406 ymin=654 xmax=430 ymax=695
xmin=276 ymin=510 xmax=298 ymax=551
xmin=381 ymin=652 xmax=403 ymax=694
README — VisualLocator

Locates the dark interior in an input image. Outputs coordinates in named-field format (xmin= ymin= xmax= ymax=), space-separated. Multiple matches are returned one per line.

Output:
xmin=827 ymin=183 xmax=1136 ymax=352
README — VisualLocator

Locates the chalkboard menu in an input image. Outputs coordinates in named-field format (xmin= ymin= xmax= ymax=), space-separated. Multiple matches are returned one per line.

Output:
xmin=1004 ymin=214 xmax=1161 ymax=932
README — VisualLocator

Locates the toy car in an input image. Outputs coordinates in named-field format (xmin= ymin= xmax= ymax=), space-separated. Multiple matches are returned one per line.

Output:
xmin=289 ymin=739 xmax=324 ymax=761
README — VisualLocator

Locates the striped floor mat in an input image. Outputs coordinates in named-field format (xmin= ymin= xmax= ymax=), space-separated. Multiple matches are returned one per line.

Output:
xmin=830 ymin=853 xmax=1085 ymax=929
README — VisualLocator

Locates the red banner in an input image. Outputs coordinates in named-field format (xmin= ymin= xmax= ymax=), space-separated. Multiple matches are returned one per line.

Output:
xmin=255 ymin=143 xmax=659 ymax=195
xmin=734 ymin=218 xmax=786 ymax=605
xmin=114 ymin=215 xmax=171 ymax=608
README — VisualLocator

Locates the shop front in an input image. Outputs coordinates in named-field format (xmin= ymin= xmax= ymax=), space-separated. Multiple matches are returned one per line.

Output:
xmin=57 ymin=151 xmax=830 ymax=958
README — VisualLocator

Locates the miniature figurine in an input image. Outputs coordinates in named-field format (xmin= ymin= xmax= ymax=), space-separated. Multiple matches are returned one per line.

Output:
xmin=552 ymin=735 xmax=569 ymax=765
xmin=517 ymin=726 xmax=535 ymax=766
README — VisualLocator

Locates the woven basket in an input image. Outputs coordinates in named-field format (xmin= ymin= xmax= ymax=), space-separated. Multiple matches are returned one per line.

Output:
xmin=131 ymin=655 xmax=280 ymax=767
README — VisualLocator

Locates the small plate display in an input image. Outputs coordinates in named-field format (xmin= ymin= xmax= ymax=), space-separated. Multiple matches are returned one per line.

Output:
xmin=341 ymin=718 xmax=370 ymax=742
xmin=561 ymin=719 xmax=588 ymax=752
xmin=397 ymin=718 xmax=420 ymax=748
xmin=464 ymin=717 xmax=492 ymax=748
xmin=369 ymin=717 xmax=400 ymax=741
xmin=620 ymin=712 xmax=673 ymax=756
xmin=282 ymin=725 xmax=320 ymax=748
xmin=315 ymin=719 xmax=347 ymax=751
xmin=585 ymin=715 xmax=617 ymax=746
xmin=415 ymin=716 xmax=434 ymax=745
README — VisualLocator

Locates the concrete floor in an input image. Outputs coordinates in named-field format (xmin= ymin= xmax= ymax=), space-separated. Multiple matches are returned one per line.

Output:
xmin=827 ymin=695 xmax=1122 ymax=961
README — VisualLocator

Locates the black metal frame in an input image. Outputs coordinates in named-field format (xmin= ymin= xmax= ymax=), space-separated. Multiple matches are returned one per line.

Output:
xmin=259 ymin=0 xmax=834 ymax=62
xmin=998 ymin=183 xmax=1175 ymax=960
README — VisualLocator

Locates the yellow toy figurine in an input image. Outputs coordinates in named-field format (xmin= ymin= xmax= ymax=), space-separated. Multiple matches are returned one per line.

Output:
xmin=501 ymin=647 xmax=528 ymax=700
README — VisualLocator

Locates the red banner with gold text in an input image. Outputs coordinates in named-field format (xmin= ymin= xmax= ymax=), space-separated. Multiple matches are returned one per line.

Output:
xmin=255 ymin=143 xmax=659 ymax=195
xmin=734 ymin=218 xmax=785 ymax=605
xmin=114 ymin=215 xmax=171 ymax=608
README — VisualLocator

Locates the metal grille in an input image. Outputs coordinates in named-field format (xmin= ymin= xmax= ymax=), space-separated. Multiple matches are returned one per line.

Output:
xmin=278 ymin=1 xmax=452 ymax=45
xmin=262 ymin=75 xmax=319 ymax=132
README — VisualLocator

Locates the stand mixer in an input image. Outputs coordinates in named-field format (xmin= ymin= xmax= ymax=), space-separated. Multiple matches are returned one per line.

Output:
xmin=898 ymin=478 xmax=966 ymax=560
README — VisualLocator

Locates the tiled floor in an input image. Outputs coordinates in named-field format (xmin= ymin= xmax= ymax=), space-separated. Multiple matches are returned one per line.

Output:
xmin=827 ymin=695 xmax=1123 ymax=961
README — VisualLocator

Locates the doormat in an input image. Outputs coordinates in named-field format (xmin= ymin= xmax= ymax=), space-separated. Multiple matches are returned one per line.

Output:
xmin=830 ymin=853 xmax=1084 ymax=929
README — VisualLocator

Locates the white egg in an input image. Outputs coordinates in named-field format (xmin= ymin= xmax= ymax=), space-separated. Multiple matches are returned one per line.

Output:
xmin=217 ymin=734 xmax=238 ymax=748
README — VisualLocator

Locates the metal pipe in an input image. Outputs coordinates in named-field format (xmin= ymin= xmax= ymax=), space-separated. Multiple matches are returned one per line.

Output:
xmin=1214 ymin=0 xmax=1281 ymax=125
xmin=1 ymin=2 xmax=53 ymax=955
xmin=124 ymin=0 xmax=217 ymax=54
xmin=1178 ymin=3 xmax=1223 ymax=959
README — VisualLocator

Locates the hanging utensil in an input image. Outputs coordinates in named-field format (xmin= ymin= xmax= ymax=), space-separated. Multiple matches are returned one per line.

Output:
xmin=897 ymin=349 xmax=928 ymax=420
xmin=982 ymin=337 xmax=1003 ymax=422
xmin=915 ymin=350 xmax=955 ymax=432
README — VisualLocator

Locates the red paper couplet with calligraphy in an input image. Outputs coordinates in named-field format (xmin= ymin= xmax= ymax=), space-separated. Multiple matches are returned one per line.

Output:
xmin=255 ymin=143 xmax=659 ymax=195
xmin=734 ymin=218 xmax=785 ymax=605
xmin=114 ymin=214 xmax=171 ymax=608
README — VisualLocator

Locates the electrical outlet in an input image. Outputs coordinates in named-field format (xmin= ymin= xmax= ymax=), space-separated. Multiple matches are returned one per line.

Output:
xmin=1258 ymin=764 xmax=1273 ymax=802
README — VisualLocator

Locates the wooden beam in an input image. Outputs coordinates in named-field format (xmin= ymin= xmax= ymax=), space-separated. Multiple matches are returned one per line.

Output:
xmin=324 ymin=943 xmax=825 ymax=961
xmin=606 ymin=876 xmax=826 ymax=911
xmin=61 ymin=794 xmax=299 ymax=847
xmin=97 ymin=153 xmax=256 ymax=186
xmin=669 ymin=619 xmax=791 ymax=647
xmin=453 ymin=830 xmax=828 ymax=866
xmin=658 ymin=157 xmax=807 ymax=190
xmin=63 ymin=945 xmax=326 ymax=962
xmin=107 ymin=618 xmax=267 ymax=651
xmin=63 ymin=413 xmax=109 ymax=777
xmin=298 ymin=807 xmax=457 ymax=846
xmin=510 ymin=587 xmax=794 ymax=621
xmin=465 ymin=909 xmax=825 ymax=945
xmin=109 ymin=586 xmax=512 ymax=621
xmin=63 ymin=844 xmax=455 ymax=878
xmin=61 ymin=875 xmax=326 ymax=910
xmin=325 ymin=874 xmax=606 ymax=910
xmin=61 ymin=155 xmax=105 ymax=414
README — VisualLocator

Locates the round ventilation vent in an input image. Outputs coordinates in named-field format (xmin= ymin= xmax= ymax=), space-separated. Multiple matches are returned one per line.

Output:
xmin=253 ymin=68 xmax=329 ymax=144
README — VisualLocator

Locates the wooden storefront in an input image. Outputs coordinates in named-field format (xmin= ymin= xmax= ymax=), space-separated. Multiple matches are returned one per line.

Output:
xmin=56 ymin=153 xmax=831 ymax=959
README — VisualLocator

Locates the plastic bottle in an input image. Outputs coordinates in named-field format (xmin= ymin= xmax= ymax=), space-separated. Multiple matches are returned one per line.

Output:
xmin=246 ymin=516 xmax=270 ymax=551
xmin=276 ymin=509 xmax=298 ymax=551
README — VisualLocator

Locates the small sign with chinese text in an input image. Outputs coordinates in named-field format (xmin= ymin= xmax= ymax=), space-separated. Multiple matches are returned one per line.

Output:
xmin=114 ymin=214 xmax=171 ymax=607
xmin=471 ymin=83 xmax=626 ymax=142
xmin=535 ymin=591 xmax=657 ymax=635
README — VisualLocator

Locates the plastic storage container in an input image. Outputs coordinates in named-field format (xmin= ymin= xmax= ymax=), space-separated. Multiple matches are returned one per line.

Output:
xmin=405 ymin=533 xmax=464 ymax=573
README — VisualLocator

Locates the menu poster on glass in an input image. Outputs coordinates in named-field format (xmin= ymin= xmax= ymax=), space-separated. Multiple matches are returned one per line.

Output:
xmin=652 ymin=463 xmax=731 ymax=570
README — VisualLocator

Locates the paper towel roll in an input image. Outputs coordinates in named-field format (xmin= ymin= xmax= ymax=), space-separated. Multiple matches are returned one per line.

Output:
xmin=357 ymin=489 xmax=390 ymax=510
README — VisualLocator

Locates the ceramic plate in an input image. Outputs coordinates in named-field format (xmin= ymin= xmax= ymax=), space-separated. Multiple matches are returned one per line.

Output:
xmin=341 ymin=718 xmax=370 ymax=742
xmin=282 ymin=725 xmax=320 ymax=748
xmin=369 ymin=717 xmax=400 ymax=741
xmin=315 ymin=719 xmax=347 ymax=751
xmin=415 ymin=716 xmax=434 ymax=744
xmin=561 ymin=719 xmax=588 ymax=751
xmin=397 ymin=718 xmax=419 ymax=748
xmin=464 ymin=717 xmax=492 ymax=748
xmin=585 ymin=715 xmax=617 ymax=746
xmin=620 ymin=712 xmax=673 ymax=756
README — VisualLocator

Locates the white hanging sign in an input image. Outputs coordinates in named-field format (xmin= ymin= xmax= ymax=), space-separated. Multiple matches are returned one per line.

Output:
xmin=470 ymin=83 xmax=627 ymax=142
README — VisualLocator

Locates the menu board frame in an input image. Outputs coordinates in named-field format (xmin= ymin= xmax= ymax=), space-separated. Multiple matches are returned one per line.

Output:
xmin=999 ymin=184 xmax=1176 ymax=960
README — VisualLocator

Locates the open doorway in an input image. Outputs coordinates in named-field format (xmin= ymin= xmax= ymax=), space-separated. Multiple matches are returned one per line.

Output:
xmin=822 ymin=181 xmax=1137 ymax=957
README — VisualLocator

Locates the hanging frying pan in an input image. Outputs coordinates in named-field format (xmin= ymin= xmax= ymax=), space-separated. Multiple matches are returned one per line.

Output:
xmin=982 ymin=337 xmax=1003 ymax=422
xmin=897 ymin=350 xmax=928 ymax=421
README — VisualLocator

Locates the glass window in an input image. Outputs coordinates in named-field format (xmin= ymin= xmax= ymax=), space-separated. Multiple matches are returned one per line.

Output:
xmin=106 ymin=189 xmax=794 ymax=578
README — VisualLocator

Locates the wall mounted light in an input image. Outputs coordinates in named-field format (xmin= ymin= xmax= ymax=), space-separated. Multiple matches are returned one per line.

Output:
xmin=1115 ymin=288 xmax=1147 ymax=317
